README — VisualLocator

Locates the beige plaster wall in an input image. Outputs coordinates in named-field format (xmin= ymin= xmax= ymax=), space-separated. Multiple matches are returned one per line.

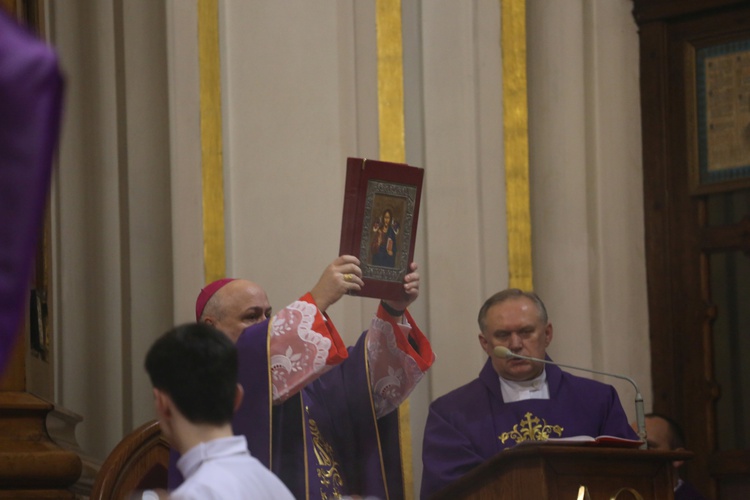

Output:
xmin=527 ymin=0 xmax=651 ymax=419
xmin=50 ymin=0 xmax=174 ymax=459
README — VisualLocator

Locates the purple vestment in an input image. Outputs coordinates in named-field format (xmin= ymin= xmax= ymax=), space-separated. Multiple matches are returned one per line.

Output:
xmin=420 ymin=358 xmax=639 ymax=498
xmin=170 ymin=319 xmax=406 ymax=499
xmin=675 ymin=479 xmax=709 ymax=500
xmin=0 ymin=11 xmax=64 ymax=374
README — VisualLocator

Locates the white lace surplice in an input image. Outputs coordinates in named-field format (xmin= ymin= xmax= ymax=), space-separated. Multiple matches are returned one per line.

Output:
xmin=269 ymin=300 xmax=333 ymax=403
xmin=366 ymin=316 xmax=426 ymax=418
xmin=268 ymin=299 xmax=431 ymax=417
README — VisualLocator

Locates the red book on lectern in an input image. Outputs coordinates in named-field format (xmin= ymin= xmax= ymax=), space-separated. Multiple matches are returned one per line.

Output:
xmin=338 ymin=157 xmax=424 ymax=301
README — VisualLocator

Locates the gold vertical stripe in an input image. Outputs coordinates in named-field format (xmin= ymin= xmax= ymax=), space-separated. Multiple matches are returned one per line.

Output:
xmin=376 ymin=1 xmax=411 ymax=498
xmin=198 ymin=0 xmax=226 ymax=284
xmin=396 ymin=403 xmax=411 ymax=499
xmin=265 ymin=321 xmax=275 ymax=474
xmin=501 ymin=0 xmax=533 ymax=290
xmin=377 ymin=0 xmax=406 ymax=164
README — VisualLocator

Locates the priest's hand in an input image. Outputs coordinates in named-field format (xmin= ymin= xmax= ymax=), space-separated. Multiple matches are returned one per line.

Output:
xmin=381 ymin=262 xmax=419 ymax=318
xmin=310 ymin=255 xmax=363 ymax=312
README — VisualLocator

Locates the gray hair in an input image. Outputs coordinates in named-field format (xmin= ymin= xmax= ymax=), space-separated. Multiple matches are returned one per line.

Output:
xmin=477 ymin=288 xmax=548 ymax=332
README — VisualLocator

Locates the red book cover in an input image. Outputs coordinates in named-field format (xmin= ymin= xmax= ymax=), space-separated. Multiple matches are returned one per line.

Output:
xmin=338 ymin=157 xmax=424 ymax=301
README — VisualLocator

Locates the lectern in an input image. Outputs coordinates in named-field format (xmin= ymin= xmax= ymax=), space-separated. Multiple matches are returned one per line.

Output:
xmin=429 ymin=445 xmax=693 ymax=500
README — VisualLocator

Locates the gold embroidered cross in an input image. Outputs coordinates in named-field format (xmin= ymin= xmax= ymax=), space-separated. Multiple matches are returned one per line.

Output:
xmin=499 ymin=411 xmax=564 ymax=444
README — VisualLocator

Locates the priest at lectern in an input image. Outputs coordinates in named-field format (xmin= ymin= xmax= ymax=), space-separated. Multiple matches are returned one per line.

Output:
xmin=420 ymin=289 xmax=638 ymax=498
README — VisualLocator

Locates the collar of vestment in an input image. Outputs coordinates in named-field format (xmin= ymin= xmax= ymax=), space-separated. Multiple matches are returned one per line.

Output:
xmin=177 ymin=435 xmax=250 ymax=479
xmin=480 ymin=356 xmax=561 ymax=403
xmin=499 ymin=369 xmax=549 ymax=402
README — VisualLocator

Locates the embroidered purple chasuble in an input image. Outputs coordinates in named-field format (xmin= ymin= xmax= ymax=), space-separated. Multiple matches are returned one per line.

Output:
xmin=420 ymin=358 xmax=638 ymax=498
xmin=170 ymin=319 xmax=407 ymax=499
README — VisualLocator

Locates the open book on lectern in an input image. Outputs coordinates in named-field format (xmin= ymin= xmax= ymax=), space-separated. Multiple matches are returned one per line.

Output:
xmin=523 ymin=435 xmax=644 ymax=448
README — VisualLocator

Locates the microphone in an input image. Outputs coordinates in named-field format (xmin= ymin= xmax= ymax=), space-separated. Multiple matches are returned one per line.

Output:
xmin=493 ymin=346 xmax=647 ymax=449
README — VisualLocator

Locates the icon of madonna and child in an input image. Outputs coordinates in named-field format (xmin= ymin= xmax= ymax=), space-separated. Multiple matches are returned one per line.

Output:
xmin=369 ymin=207 xmax=401 ymax=268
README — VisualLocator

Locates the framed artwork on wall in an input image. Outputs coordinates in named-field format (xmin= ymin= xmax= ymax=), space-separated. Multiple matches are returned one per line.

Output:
xmin=689 ymin=38 xmax=750 ymax=194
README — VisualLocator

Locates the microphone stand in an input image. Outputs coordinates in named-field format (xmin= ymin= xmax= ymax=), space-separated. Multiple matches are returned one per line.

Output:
xmin=494 ymin=346 xmax=647 ymax=449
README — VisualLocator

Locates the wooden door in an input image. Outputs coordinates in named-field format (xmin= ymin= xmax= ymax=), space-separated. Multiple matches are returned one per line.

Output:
xmin=634 ymin=1 xmax=750 ymax=497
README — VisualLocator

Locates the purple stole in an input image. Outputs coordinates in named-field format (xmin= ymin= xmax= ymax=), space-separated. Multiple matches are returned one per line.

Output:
xmin=0 ymin=11 xmax=64 ymax=374
xmin=170 ymin=319 xmax=406 ymax=499
xmin=297 ymin=332 xmax=404 ymax=499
